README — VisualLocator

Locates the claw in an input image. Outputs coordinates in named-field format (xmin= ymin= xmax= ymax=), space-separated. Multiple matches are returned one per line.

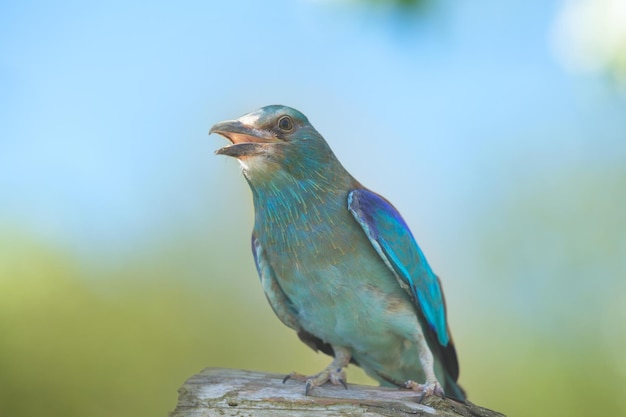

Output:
xmin=283 ymin=371 xmax=308 ymax=384
xmin=417 ymin=390 xmax=426 ymax=404
xmin=284 ymin=347 xmax=352 ymax=395
xmin=405 ymin=379 xmax=445 ymax=402
xmin=338 ymin=378 xmax=348 ymax=390
xmin=284 ymin=366 xmax=348 ymax=395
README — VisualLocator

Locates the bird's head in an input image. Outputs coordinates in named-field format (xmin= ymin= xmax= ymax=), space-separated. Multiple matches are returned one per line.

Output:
xmin=210 ymin=105 xmax=344 ymax=183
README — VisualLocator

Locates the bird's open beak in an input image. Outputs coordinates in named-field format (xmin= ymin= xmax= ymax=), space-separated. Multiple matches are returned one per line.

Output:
xmin=210 ymin=120 xmax=274 ymax=158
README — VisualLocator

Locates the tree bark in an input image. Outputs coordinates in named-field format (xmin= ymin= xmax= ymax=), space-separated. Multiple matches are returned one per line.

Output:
xmin=171 ymin=368 xmax=505 ymax=417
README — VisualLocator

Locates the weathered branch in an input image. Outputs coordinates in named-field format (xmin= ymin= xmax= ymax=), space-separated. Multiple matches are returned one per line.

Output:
xmin=171 ymin=368 xmax=505 ymax=416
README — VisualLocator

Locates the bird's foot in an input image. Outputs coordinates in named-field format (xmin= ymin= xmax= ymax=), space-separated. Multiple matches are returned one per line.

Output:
xmin=283 ymin=366 xmax=348 ymax=395
xmin=404 ymin=379 xmax=445 ymax=403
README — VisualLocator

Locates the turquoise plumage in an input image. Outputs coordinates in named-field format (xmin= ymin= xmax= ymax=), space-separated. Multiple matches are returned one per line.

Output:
xmin=210 ymin=105 xmax=466 ymax=402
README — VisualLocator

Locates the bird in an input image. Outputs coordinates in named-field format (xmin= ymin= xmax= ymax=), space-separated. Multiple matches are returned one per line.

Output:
xmin=210 ymin=105 xmax=466 ymax=402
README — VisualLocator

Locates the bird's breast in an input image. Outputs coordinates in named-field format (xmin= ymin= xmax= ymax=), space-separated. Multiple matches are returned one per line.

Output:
xmin=254 ymin=199 xmax=414 ymax=349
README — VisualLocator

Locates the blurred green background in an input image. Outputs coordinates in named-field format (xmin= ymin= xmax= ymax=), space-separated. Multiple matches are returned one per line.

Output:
xmin=1 ymin=0 xmax=625 ymax=416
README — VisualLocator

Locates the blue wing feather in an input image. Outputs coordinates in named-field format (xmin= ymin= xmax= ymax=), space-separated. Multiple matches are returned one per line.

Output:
xmin=348 ymin=188 xmax=450 ymax=347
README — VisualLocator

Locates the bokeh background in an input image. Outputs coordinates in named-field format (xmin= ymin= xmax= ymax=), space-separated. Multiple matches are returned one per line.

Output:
xmin=1 ymin=0 xmax=625 ymax=416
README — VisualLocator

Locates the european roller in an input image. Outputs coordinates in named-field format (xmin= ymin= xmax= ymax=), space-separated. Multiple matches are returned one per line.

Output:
xmin=210 ymin=105 xmax=466 ymax=402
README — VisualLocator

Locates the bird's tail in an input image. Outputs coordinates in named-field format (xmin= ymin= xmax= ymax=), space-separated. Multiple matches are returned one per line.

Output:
xmin=444 ymin=373 xmax=466 ymax=403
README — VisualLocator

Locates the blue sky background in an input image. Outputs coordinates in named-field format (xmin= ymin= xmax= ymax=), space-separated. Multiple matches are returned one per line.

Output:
xmin=3 ymin=0 xmax=623 ymax=258
xmin=1 ymin=1 xmax=625 ymax=416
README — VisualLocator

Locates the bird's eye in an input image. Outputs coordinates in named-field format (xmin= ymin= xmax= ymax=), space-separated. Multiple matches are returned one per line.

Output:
xmin=278 ymin=116 xmax=293 ymax=132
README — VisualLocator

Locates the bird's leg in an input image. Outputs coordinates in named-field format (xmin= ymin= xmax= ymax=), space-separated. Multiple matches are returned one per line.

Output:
xmin=283 ymin=346 xmax=351 ymax=395
xmin=404 ymin=330 xmax=445 ymax=402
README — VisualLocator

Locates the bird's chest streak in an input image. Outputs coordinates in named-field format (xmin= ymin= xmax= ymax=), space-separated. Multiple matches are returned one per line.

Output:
xmin=254 ymin=197 xmax=410 ymax=346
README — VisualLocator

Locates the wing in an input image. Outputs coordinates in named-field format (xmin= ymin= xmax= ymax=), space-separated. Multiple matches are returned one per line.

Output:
xmin=347 ymin=188 xmax=450 ymax=347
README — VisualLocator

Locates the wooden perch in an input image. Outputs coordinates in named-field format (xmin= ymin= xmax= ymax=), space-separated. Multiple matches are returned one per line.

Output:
xmin=171 ymin=368 xmax=505 ymax=417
